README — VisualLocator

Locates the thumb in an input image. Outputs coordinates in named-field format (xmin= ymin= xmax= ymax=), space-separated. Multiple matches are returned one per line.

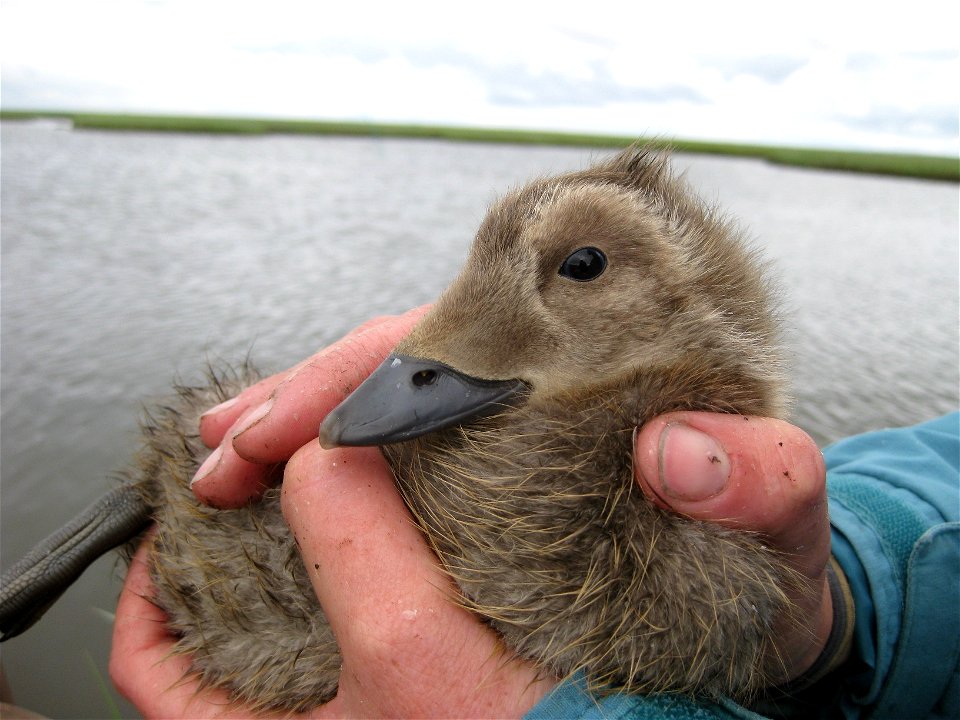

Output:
xmin=634 ymin=411 xmax=828 ymax=578
xmin=279 ymin=443 xmax=553 ymax=716
xmin=634 ymin=412 xmax=835 ymax=681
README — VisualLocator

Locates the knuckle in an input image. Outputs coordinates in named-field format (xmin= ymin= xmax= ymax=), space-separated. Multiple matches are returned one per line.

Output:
xmin=280 ymin=444 xmax=323 ymax=512
xmin=283 ymin=443 xmax=314 ymax=480
xmin=348 ymin=611 xmax=432 ymax=673
xmin=775 ymin=428 xmax=826 ymax=506
xmin=280 ymin=444 xmax=354 ymax=524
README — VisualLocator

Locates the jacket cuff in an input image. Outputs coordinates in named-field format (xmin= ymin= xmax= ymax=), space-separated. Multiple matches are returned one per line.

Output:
xmin=781 ymin=556 xmax=856 ymax=692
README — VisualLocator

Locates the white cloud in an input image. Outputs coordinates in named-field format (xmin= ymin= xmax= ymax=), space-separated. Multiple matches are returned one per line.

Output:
xmin=2 ymin=0 xmax=957 ymax=154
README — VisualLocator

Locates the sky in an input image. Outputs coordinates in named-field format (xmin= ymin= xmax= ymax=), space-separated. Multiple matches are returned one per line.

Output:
xmin=2 ymin=0 xmax=958 ymax=155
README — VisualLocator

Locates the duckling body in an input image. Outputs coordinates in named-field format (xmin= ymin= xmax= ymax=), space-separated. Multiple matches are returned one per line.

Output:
xmin=128 ymin=369 xmax=340 ymax=710
xmin=385 ymin=362 xmax=786 ymax=698
xmin=136 ymin=147 xmax=791 ymax=711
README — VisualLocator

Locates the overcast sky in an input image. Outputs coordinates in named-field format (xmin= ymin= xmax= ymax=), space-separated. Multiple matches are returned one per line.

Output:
xmin=2 ymin=0 xmax=958 ymax=155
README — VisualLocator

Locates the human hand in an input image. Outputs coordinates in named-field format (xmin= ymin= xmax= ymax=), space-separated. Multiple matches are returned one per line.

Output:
xmin=633 ymin=412 xmax=833 ymax=685
xmin=110 ymin=446 xmax=555 ymax=718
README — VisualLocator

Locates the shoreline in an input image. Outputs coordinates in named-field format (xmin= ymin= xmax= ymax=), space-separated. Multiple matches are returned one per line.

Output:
xmin=3 ymin=110 xmax=957 ymax=181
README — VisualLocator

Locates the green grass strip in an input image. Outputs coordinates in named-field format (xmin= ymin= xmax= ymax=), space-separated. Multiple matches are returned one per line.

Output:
xmin=3 ymin=110 xmax=957 ymax=181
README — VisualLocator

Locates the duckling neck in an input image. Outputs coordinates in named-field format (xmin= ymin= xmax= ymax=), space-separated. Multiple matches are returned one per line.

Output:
xmin=381 ymin=351 xmax=787 ymax=696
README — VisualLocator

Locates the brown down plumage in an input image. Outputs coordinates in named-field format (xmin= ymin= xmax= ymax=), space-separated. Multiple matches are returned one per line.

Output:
xmin=131 ymin=145 xmax=796 ymax=712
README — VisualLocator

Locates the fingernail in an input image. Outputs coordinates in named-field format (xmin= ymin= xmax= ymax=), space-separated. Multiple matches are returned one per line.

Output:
xmin=231 ymin=398 xmax=274 ymax=439
xmin=200 ymin=396 xmax=239 ymax=419
xmin=190 ymin=445 xmax=223 ymax=487
xmin=659 ymin=422 xmax=730 ymax=502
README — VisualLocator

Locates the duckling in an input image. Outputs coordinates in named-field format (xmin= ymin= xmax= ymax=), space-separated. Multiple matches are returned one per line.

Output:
xmin=321 ymin=146 xmax=792 ymax=698
xmin=0 ymin=145 xmax=792 ymax=712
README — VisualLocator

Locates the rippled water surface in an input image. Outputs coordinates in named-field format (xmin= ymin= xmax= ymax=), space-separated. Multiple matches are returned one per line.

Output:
xmin=1 ymin=121 xmax=957 ymax=718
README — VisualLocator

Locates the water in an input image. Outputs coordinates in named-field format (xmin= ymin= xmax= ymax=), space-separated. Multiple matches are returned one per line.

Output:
xmin=1 ymin=121 xmax=957 ymax=718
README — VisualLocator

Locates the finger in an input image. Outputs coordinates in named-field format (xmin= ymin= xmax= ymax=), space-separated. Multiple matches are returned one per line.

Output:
xmin=111 ymin=536 xmax=265 ymax=719
xmin=230 ymin=305 xmax=430 ymax=464
xmin=281 ymin=443 xmax=447 ymax=646
xmin=280 ymin=442 xmax=553 ymax=717
xmin=197 ymin=313 xmax=405 ymax=448
xmin=198 ymin=374 xmax=286 ymax=449
xmin=189 ymin=440 xmax=276 ymax=509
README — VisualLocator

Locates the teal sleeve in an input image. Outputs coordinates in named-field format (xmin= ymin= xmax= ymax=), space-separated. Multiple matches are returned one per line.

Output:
xmin=524 ymin=414 xmax=959 ymax=720
xmin=524 ymin=672 xmax=765 ymax=720
xmin=826 ymin=412 xmax=959 ymax=719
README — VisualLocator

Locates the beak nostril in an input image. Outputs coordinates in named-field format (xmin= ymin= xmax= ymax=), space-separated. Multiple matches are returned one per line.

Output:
xmin=411 ymin=369 xmax=438 ymax=387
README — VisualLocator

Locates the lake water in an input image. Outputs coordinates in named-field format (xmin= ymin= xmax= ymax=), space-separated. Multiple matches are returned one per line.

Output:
xmin=1 ymin=120 xmax=957 ymax=718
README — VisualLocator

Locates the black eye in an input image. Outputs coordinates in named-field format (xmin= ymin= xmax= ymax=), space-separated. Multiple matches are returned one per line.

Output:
xmin=559 ymin=247 xmax=607 ymax=282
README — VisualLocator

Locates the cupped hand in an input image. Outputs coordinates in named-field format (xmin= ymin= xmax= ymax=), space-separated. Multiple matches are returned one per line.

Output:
xmin=110 ymin=445 xmax=555 ymax=719
xmin=633 ymin=412 xmax=832 ymax=684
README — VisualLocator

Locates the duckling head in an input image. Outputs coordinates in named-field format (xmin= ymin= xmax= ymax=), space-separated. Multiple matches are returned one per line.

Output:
xmin=320 ymin=147 xmax=785 ymax=447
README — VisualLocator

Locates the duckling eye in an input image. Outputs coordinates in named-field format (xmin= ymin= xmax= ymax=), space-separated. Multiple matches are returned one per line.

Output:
xmin=559 ymin=247 xmax=607 ymax=282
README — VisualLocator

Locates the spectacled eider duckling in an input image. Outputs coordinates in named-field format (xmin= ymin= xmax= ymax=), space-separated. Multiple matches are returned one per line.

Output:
xmin=0 ymin=145 xmax=795 ymax=712
xmin=320 ymin=146 xmax=794 ymax=698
